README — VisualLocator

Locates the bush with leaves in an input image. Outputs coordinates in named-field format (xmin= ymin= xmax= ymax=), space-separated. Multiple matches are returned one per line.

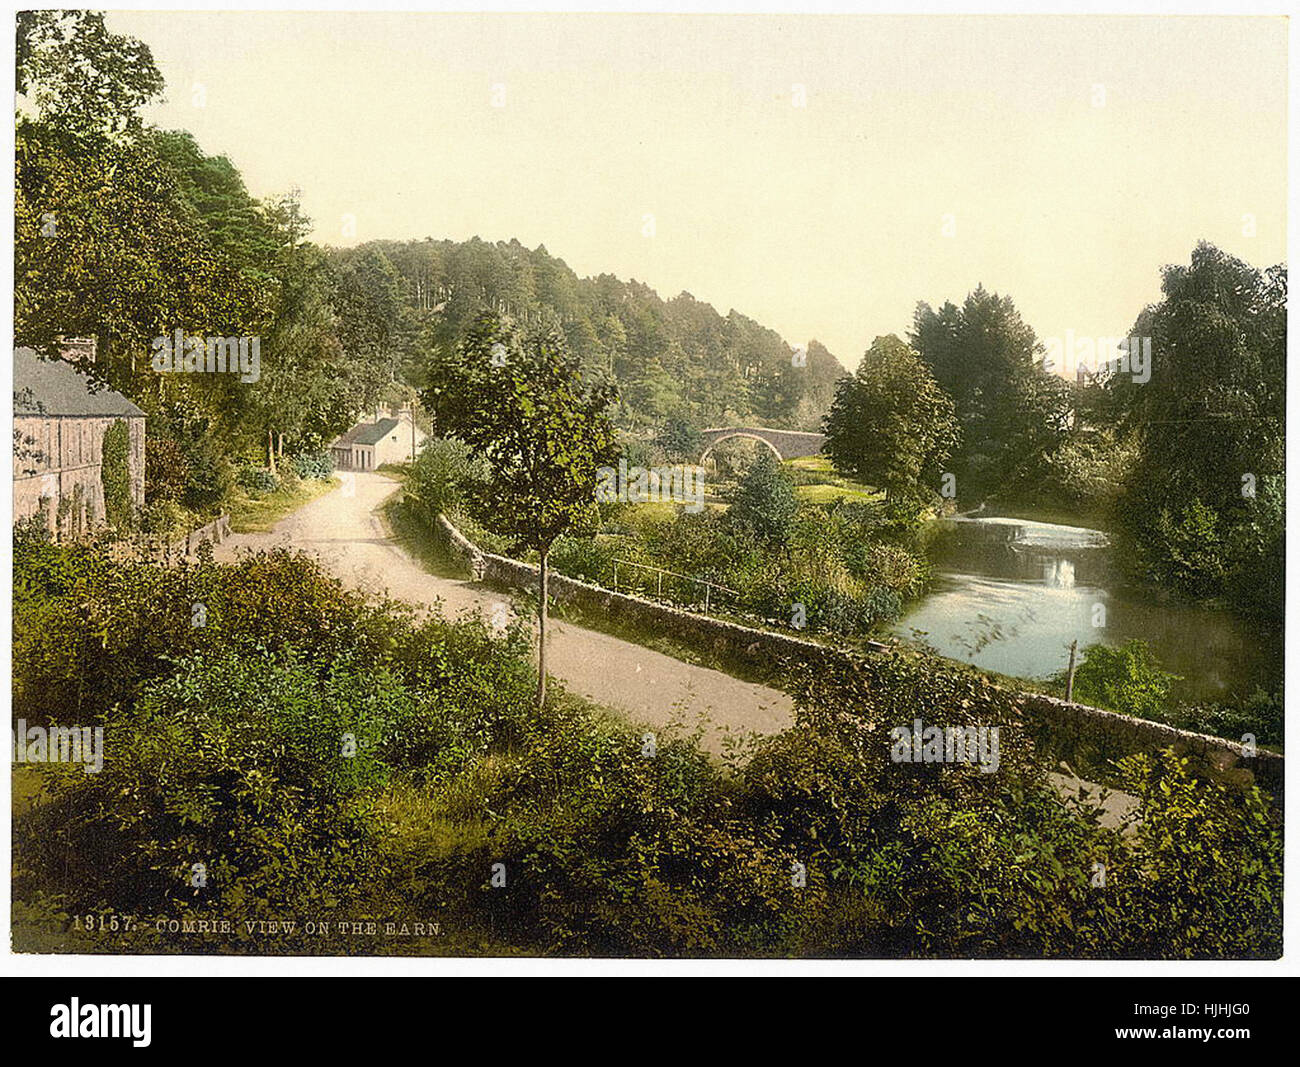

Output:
xmin=144 ymin=435 xmax=190 ymax=505
xmin=12 ymin=543 xmax=407 ymax=726
xmin=17 ymin=650 xmax=414 ymax=920
xmin=236 ymin=465 xmax=280 ymax=495
xmin=1098 ymin=750 xmax=1281 ymax=958
xmin=1066 ymin=640 xmax=1181 ymax=722
xmin=1156 ymin=688 xmax=1283 ymax=749
xmin=746 ymin=650 xmax=1281 ymax=959
xmin=726 ymin=450 xmax=798 ymax=545
xmin=290 ymin=450 xmax=334 ymax=480
xmin=139 ymin=500 xmax=194 ymax=540
xmin=100 ymin=419 xmax=133 ymax=530
xmin=404 ymin=436 xmax=490 ymax=526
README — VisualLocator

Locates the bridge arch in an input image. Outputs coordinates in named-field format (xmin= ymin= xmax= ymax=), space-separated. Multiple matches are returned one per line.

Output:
xmin=697 ymin=426 xmax=826 ymax=465
xmin=699 ymin=432 xmax=784 ymax=467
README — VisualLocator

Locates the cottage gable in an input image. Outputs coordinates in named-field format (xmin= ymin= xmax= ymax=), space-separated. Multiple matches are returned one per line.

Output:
xmin=13 ymin=347 xmax=146 ymax=536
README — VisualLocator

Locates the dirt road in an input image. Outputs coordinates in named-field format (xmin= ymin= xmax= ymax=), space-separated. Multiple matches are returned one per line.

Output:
xmin=215 ymin=472 xmax=794 ymax=753
xmin=214 ymin=472 xmax=1136 ymax=827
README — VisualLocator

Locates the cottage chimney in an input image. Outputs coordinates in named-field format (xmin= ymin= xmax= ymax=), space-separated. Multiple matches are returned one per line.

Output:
xmin=58 ymin=336 xmax=97 ymax=364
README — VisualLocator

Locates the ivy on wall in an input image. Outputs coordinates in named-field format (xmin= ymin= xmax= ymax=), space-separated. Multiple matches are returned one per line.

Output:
xmin=101 ymin=419 xmax=132 ymax=530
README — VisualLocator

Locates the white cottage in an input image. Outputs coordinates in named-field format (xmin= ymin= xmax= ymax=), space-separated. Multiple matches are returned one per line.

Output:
xmin=329 ymin=409 xmax=426 ymax=471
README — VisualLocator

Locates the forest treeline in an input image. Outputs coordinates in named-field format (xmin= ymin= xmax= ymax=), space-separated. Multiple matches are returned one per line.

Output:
xmin=15 ymin=11 xmax=842 ymax=532
xmin=15 ymin=11 xmax=1285 ymax=624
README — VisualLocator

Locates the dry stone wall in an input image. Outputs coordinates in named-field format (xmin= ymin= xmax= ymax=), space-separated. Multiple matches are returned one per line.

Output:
xmin=435 ymin=513 xmax=1282 ymax=794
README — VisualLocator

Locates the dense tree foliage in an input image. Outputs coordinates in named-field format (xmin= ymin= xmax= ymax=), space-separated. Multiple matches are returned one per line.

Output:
xmin=16 ymin=10 xmax=163 ymax=137
xmin=1110 ymin=243 xmax=1285 ymax=619
xmin=910 ymin=287 xmax=1070 ymax=502
xmin=824 ymin=334 xmax=959 ymax=508
xmin=342 ymin=236 xmax=845 ymax=432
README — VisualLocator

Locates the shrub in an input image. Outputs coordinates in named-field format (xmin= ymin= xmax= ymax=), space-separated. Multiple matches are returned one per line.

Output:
xmin=100 ymin=419 xmax=133 ymax=530
xmin=1102 ymin=750 xmax=1281 ymax=958
xmin=1067 ymin=640 xmax=1181 ymax=721
xmin=16 ymin=649 xmax=414 ymax=918
xmin=13 ymin=512 xmax=52 ymax=546
xmin=1162 ymin=688 xmax=1283 ymax=749
xmin=139 ymin=500 xmax=193 ymax=539
xmin=726 ymin=451 xmax=798 ymax=545
xmin=406 ymin=437 xmax=490 ymax=525
xmin=858 ymin=542 xmax=927 ymax=599
xmin=150 ymin=411 xmax=233 ymax=512
xmin=12 ymin=545 xmax=405 ymax=726
xmin=145 ymin=436 xmax=190 ymax=504
xmin=291 ymin=450 xmax=334 ymax=480
xmin=549 ymin=533 xmax=629 ymax=586
xmin=236 ymin=465 xmax=280 ymax=495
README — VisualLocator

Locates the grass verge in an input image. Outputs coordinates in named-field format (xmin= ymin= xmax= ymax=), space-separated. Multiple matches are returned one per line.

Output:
xmin=229 ymin=475 xmax=339 ymax=533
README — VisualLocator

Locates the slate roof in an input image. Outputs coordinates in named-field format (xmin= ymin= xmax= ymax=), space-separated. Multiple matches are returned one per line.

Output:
xmin=13 ymin=347 xmax=145 ymax=418
xmin=334 ymin=417 xmax=401 ymax=447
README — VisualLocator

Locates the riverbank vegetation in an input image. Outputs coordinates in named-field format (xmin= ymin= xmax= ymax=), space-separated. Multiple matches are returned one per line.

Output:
xmin=1060 ymin=640 xmax=1283 ymax=752
xmin=12 ymin=537 xmax=1281 ymax=958
xmin=404 ymin=430 xmax=930 ymax=646
xmin=819 ymin=245 xmax=1284 ymax=631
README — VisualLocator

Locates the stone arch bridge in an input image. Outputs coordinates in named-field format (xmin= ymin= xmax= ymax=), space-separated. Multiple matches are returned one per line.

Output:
xmin=698 ymin=426 xmax=826 ymax=465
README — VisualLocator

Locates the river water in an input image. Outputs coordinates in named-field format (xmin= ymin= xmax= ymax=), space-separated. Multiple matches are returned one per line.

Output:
xmin=891 ymin=515 xmax=1281 ymax=704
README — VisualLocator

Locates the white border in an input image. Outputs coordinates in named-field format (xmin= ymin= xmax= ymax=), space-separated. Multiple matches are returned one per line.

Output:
xmin=2 ymin=0 xmax=1295 ymax=979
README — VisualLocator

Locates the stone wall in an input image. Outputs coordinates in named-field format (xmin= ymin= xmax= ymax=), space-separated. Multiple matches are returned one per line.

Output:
xmin=435 ymin=513 xmax=866 ymax=663
xmin=171 ymin=514 xmax=232 ymax=557
xmin=435 ymin=513 xmax=1283 ymax=794
xmin=1019 ymin=691 xmax=1283 ymax=795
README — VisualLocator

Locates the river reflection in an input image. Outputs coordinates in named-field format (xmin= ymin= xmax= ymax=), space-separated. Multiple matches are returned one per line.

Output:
xmin=891 ymin=516 xmax=1280 ymax=703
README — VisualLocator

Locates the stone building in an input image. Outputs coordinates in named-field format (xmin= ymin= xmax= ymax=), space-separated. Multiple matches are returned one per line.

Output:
xmin=329 ymin=408 xmax=426 ymax=471
xmin=13 ymin=346 xmax=146 ymax=537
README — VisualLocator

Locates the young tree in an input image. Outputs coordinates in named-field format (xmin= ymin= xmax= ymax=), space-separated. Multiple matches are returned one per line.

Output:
xmin=422 ymin=312 xmax=619 ymax=705
xmin=824 ymin=334 xmax=959 ymax=507
xmin=727 ymin=449 xmax=798 ymax=545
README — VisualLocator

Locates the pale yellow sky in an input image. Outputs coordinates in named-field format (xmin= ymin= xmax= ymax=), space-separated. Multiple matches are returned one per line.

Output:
xmin=108 ymin=12 xmax=1287 ymax=370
